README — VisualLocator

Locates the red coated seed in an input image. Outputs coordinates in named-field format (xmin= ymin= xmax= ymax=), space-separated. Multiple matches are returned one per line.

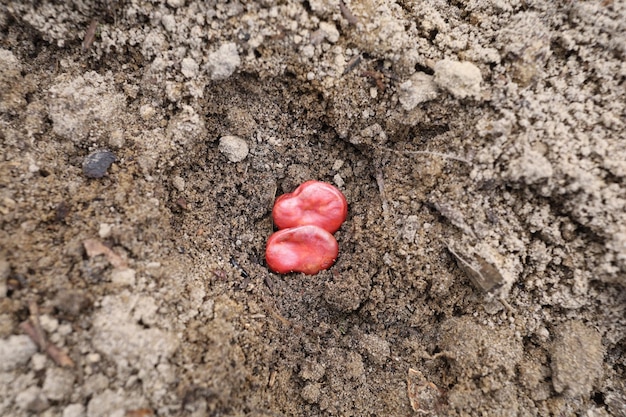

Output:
xmin=272 ymin=180 xmax=348 ymax=233
xmin=265 ymin=225 xmax=339 ymax=275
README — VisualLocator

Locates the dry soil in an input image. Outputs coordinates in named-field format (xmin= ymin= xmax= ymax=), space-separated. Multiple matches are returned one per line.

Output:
xmin=0 ymin=1 xmax=625 ymax=416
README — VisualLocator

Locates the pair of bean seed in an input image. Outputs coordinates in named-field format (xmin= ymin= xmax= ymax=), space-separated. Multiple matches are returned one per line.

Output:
xmin=265 ymin=181 xmax=348 ymax=275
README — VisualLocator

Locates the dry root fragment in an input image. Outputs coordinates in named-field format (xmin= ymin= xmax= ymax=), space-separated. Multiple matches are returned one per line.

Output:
xmin=125 ymin=409 xmax=154 ymax=417
xmin=339 ymin=2 xmax=358 ymax=25
xmin=82 ymin=20 xmax=98 ymax=51
xmin=374 ymin=165 xmax=390 ymax=222
xmin=20 ymin=301 xmax=74 ymax=367
xmin=20 ymin=319 xmax=74 ymax=367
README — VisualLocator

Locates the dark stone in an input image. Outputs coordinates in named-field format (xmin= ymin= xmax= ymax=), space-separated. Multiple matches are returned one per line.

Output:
xmin=82 ymin=150 xmax=116 ymax=179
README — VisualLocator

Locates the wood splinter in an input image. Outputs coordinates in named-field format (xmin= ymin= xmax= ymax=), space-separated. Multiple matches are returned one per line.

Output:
xmin=20 ymin=301 xmax=74 ymax=368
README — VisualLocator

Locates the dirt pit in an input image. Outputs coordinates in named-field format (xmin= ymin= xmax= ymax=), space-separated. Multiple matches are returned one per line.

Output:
xmin=1 ymin=1 xmax=625 ymax=416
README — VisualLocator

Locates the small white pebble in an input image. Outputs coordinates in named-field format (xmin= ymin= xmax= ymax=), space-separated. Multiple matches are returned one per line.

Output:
xmin=433 ymin=59 xmax=482 ymax=100
xmin=319 ymin=21 xmax=339 ymax=43
xmin=218 ymin=135 xmax=249 ymax=162
xmin=87 ymin=353 xmax=101 ymax=363
xmin=536 ymin=326 xmax=550 ymax=342
xmin=161 ymin=14 xmax=176 ymax=32
xmin=110 ymin=268 xmax=136 ymax=286
xmin=108 ymin=129 xmax=125 ymax=148
xmin=172 ymin=176 xmax=185 ymax=192
xmin=31 ymin=353 xmax=48 ymax=371
xmin=332 ymin=159 xmax=344 ymax=171
xmin=39 ymin=314 xmax=59 ymax=333
xmin=15 ymin=386 xmax=48 ymax=412
xmin=98 ymin=223 xmax=113 ymax=239
xmin=206 ymin=42 xmax=240 ymax=80
xmin=302 ymin=45 xmax=315 ymax=59
xmin=181 ymin=57 xmax=199 ymax=78
xmin=57 ymin=323 xmax=73 ymax=336
xmin=62 ymin=403 xmax=85 ymax=417
xmin=333 ymin=174 xmax=345 ymax=188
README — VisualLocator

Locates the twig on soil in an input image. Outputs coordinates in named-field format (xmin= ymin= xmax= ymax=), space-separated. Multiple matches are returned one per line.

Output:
xmin=339 ymin=2 xmax=358 ymax=25
xmin=27 ymin=300 xmax=47 ymax=351
xmin=20 ymin=316 xmax=74 ymax=367
xmin=343 ymin=54 xmax=362 ymax=75
xmin=125 ymin=409 xmax=154 ymax=417
xmin=82 ymin=19 xmax=98 ymax=51
xmin=373 ymin=162 xmax=390 ymax=222
xmin=428 ymin=200 xmax=476 ymax=239
xmin=261 ymin=292 xmax=295 ymax=328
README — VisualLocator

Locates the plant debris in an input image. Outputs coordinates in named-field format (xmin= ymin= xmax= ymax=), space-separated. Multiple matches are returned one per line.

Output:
xmin=446 ymin=242 xmax=504 ymax=292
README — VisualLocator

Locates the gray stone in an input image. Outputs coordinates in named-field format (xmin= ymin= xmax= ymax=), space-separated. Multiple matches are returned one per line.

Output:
xmin=63 ymin=403 xmax=86 ymax=417
xmin=42 ymin=367 xmax=76 ymax=401
xmin=15 ymin=386 xmax=49 ymax=412
xmin=83 ymin=150 xmax=116 ymax=179
xmin=0 ymin=335 xmax=37 ymax=372
xmin=218 ymin=135 xmax=249 ymax=163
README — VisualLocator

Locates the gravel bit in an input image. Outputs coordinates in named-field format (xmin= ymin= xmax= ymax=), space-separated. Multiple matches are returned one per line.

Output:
xmin=82 ymin=150 xmax=117 ymax=179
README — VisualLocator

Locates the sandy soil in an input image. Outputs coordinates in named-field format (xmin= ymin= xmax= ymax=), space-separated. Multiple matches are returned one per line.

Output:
xmin=1 ymin=0 xmax=625 ymax=416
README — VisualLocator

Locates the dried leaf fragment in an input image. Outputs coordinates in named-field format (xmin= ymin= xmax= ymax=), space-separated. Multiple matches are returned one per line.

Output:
xmin=83 ymin=238 xmax=127 ymax=269
xmin=446 ymin=243 xmax=503 ymax=292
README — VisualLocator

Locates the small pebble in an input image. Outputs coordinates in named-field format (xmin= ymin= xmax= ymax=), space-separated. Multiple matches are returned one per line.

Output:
xmin=87 ymin=353 xmax=101 ymax=363
xmin=42 ymin=367 xmax=76 ymax=401
xmin=62 ymin=403 xmax=85 ymax=417
xmin=0 ymin=335 xmax=37 ymax=372
xmin=39 ymin=314 xmax=59 ymax=333
xmin=206 ymin=42 xmax=241 ymax=80
xmin=98 ymin=223 xmax=113 ymax=239
xmin=433 ymin=59 xmax=482 ymax=100
xmin=333 ymin=174 xmax=345 ymax=188
xmin=111 ymin=268 xmax=136 ymax=286
xmin=31 ymin=353 xmax=48 ymax=371
xmin=82 ymin=150 xmax=116 ymax=179
xmin=218 ymin=135 xmax=249 ymax=162
xmin=15 ymin=386 xmax=49 ymax=412
xmin=172 ymin=175 xmax=185 ymax=191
